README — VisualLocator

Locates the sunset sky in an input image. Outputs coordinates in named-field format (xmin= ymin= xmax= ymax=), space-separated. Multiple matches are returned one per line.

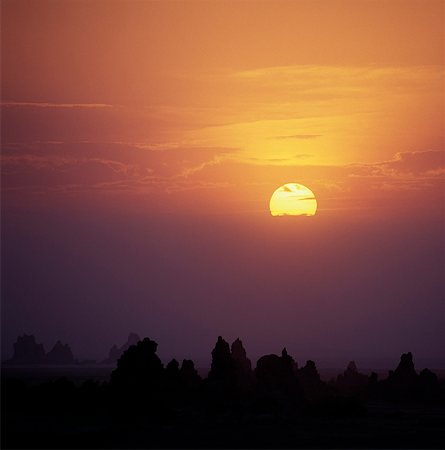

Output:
xmin=2 ymin=0 xmax=444 ymax=367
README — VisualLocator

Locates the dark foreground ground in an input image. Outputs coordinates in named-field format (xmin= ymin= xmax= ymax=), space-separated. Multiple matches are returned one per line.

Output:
xmin=3 ymin=377 xmax=445 ymax=448
xmin=3 ymin=403 xmax=445 ymax=448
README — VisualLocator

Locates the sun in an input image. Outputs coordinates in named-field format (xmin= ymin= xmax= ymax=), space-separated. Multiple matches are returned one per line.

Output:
xmin=269 ymin=183 xmax=317 ymax=216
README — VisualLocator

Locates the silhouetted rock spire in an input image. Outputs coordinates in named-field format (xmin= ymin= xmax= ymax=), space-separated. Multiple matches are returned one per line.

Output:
xmin=208 ymin=336 xmax=234 ymax=382
xmin=46 ymin=340 xmax=75 ymax=365
xmin=165 ymin=358 xmax=182 ymax=401
xmin=231 ymin=338 xmax=253 ymax=389
xmin=336 ymin=361 xmax=368 ymax=394
xmin=206 ymin=336 xmax=256 ymax=405
xmin=394 ymin=352 xmax=417 ymax=381
xmin=166 ymin=358 xmax=180 ymax=373
xmin=5 ymin=335 xmax=78 ymax=365
xmin=180 ymin=359 xmax=201 ymax=390
xmin=6 ymin=335 xmax=46 ymax=365
xmin=386 ymin=352 xmax=418 ymax=392
xmin=298 ymin=360 xmax=320 ymax=383
xmin=231 ymin=338 xmax=250 ymax=366
xmin=165 ymin=358 xmax=181 ymax=385
xmin=281 ymin=347 xmax=298 ymax=375
xmin=297 ymin=360 xmax=326 ymax=399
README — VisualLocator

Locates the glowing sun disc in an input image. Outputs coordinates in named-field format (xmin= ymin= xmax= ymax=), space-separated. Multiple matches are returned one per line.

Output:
xmin=269 ymin=183 xmax=317 ymax=216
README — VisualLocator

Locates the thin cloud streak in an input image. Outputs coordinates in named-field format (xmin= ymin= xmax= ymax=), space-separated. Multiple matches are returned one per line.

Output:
xmin=271 ymin=135 xmax=322 ymax=140
xmin=1 ymin=101 xmax=114 ymax=109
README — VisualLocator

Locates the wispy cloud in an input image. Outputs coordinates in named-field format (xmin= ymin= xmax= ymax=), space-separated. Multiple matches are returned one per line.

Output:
xmin=232 ymin=65 xmax=444 ymax=85
xmin=1 ymin=141 xmax=238 ymax=193
xmin=348 ymin=150 xmax=445 ymax=179
xmin=183 ymin=65 xmax=444 ymax=166
xmin=271 ymin=134 xmax=322 ymax=140
xmin=1 ymin=101 xmax=114 ymax=109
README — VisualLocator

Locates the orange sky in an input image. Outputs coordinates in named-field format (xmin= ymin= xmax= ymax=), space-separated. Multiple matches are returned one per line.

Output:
xmin=2 ymin=0 xmax=445 ymax=363
xmin=2 ymin=0 xmax=444 ymax=216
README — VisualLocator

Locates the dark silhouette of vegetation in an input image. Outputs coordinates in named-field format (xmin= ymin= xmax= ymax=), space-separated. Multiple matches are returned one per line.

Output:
xmin=2 ymin=336 xmax=445 ymax=448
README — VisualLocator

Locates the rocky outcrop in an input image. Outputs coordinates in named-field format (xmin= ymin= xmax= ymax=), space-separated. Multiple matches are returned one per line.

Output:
xmin=208 ymin=336 xmax=233 ymax=380
xmin=395 ymin=352 xmax=417 ymax=377
xmin=231 ymin=338 xmax=253 ymax=389
xmin=297 ymin=359 xmax=326 ymax=399
xmin=208 ymin=336 xmax=255 ymax=389
xmin=255 ymin=347 xmax=301 ymax=406
xmin=5 ymin=335 xmax=75 ymax=365
xmin=110 ymin=337 xmax=164 ymax=389
xmin=336 ymin=361 xmax=368 ymax=393
xmin=102 ymin=333 xmax=141 ymax=364
xmin=180 ymin=359 xmax=201 ymax=390
xmin=387 ymin=352 xmax=418 ymax=389
xmin=256 ymin=348 xmax=297 ymax=389
xmin=298 ymin=360 xmax=321 ymax=385
xmin=46 ymin=340 xmax=75 ymax=365
xmin=6 ymin=334 xmax=46 ymax=365
xmin=109 ymin=337 xmax=165 ymax=414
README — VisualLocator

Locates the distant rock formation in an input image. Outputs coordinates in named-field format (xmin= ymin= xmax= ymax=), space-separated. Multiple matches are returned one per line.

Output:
xmin=102 ymin=332 xmax=140 ymax=364
xmin=180 ymin=359 xmax=201 ymax=390
xmin=387 ymin=352 xmax=418 ymax=388
xmin=164 ymin=358 xmax=182 ymax=399
xmin=256 ymin=348 xmax=300 ymax=399
xmin=110 ymin=337 xmax=165 ymax=413
xmin=338 ymin=361 xmax=367 ymax=383
xmin=231 ymin=338 xmax=252 ymax=371
xmin=165 ymin=358 xmax=181 ymax=384
xmin=5 ymin=335 xmax=77 ymax=365
xmin=418 ymin=368 xmax=440 ymax=399
xmin=231 ymin=338 xmax=253 ymax=389
xmin=110 ymin=337 xmax=164 ymax=390
xmin=281 ymin=347 xmax=298 ymax=375
xmin=205 ymin=336 xmax=256 ymax=405
xmin=256 ymin=353 xmax=283 ymax=386
xmin=208 ymin=336 xmax=234 ymax=382
xmin=298 ymin=360 xmax=321 ymax=385
xmin=256 ymin=349 xmax=297 ymax=386
xmin=6 ymin=334 xmax=46 ymax=365
xmin=46 ymin=340 xmax=75 ymax=365
xmin=297 ymin=360 xmax=326 ymax=399
xmin=336 ymin=361 xmax=368 ymax=394
xmin=207 ymin=336 xmax=254 ymax=392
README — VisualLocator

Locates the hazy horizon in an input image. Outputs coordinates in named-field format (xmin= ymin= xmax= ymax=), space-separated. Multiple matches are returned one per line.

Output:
xmin=2 ymin=210 xmax=444 ymax=369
